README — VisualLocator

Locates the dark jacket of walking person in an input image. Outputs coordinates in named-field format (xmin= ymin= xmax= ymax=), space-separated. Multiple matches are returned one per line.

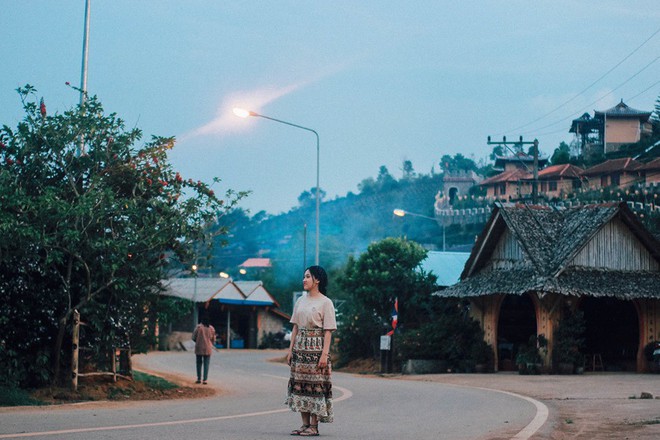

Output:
xmin=192 ymin=313 xmax=216 ymax=384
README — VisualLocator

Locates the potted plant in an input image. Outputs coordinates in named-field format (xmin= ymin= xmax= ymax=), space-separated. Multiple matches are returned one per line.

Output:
xmin=552 ymin=308 xmax=586 ymax=374
xmin=516 ymin=334 xmax=548 ymax=375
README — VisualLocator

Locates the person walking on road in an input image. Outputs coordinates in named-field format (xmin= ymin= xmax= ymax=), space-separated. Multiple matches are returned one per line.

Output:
xmin=192 ymin=312 xmax=216 ymax=384
xmin=286 ymin=265 xmax=337 ymax=437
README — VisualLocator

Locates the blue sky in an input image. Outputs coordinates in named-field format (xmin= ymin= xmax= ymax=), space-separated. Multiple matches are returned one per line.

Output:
xmin=1 ymin=1 xmax=659 ymax=214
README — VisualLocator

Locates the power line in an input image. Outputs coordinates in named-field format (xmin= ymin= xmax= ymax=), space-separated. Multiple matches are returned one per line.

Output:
xmin=533 ymin=78 xmax=660 ymax=138
xmin=499 ymin=26 xmax=660 ymax=136
xmin=518 ymin=55 xmax=660 ymax=136
xmin=626 ymin=79 xmax=660 ymax=102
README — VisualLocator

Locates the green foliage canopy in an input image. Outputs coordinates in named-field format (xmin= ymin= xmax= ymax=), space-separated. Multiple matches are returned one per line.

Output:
xmin=0 ymin=86 xmax=244 ymax=386
xmin=336 ymin=237 xmax=437 ymax=361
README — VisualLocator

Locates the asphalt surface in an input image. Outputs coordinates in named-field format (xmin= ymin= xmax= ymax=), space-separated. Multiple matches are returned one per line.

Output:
xmin=0 ymin=350 xmax=543 ymax=440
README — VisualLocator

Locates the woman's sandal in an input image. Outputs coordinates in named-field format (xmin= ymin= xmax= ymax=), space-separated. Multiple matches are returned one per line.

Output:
xmin=299 ymin=424 xmax=319 ymax=437
xmin=290 ymin=424 xmax=310 ymax=436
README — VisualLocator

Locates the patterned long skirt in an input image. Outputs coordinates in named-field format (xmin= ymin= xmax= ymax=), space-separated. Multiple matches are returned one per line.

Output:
xmin=285 ymin=327 xmax=334 ymax=423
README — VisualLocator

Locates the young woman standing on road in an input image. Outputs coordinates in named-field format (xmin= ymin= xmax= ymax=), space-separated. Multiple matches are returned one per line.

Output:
xmin=286 ymin=265 xmax=337 ymax=437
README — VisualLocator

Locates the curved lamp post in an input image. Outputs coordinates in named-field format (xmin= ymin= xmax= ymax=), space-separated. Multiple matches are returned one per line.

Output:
xmin=393 ymin=209 xmax=445 ymax=251
xmin=234 ymin=108 xmax=320 ymax=265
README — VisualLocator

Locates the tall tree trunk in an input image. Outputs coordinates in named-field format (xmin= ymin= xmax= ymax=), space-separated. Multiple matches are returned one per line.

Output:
xmin=52 ymin=256 xmax=74 ymax=385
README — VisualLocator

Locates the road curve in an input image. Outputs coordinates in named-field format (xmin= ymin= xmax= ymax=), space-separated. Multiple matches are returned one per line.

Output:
xmin=0 ymin=350 xmax=546 ymax=440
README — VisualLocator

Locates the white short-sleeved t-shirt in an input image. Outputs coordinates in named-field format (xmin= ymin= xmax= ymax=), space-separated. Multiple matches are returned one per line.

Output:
xmin=290 ymin=294 xmax=337 ymax=330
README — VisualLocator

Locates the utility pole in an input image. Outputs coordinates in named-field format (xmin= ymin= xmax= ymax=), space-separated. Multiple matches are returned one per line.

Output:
xmin=532 ymin=139 xmax=539 ymax=204
xmin=487 ymin=136 xmax=540 ymax=204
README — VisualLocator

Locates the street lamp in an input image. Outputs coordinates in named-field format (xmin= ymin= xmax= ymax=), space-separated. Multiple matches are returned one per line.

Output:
xmin=393 ymin=208 xmax=446 ymax=251
xmin=234 ymin=108 xmax=320 ymax=265
xmin=191 ymin=264 xmax=198 ymax=327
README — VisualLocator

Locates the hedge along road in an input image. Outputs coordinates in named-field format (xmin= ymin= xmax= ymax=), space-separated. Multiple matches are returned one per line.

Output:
xmin=0 ymin=350 xmax=547 ymax=440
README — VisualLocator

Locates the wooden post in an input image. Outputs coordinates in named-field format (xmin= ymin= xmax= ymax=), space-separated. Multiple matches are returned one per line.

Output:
xmin=71 ymin=310 xmax=80 ymax=391
xmin=112 ymin=348 xmax=117 ymax=382
xmin=126 ymin=347 xmax=133 ymax=377
xmin=226 ymin=309 xmax=231 ymax=350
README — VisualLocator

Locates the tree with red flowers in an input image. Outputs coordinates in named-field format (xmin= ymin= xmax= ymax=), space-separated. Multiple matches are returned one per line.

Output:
xmin=0 ymin=85 xmax=245 ymax=387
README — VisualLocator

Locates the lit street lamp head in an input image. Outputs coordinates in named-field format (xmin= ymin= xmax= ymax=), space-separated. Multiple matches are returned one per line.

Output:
xmin=233 ymin=108 xmax=257 ymax=118
xmin=393 ymin=209 xmax=406 ymax=217
xmin=232 ymin=107 xmax=321 ymax=265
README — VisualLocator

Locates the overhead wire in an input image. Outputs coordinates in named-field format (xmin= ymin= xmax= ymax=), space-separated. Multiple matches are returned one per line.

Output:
xmin=517 ymin=55 xmax=660 ymax=136
xmin=532 ymin=78 xmax=660 ymax=138
xmin=498 ymin=26 xmax=660 ymax=137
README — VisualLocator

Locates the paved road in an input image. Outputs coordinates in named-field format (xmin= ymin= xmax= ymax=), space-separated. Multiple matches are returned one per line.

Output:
xmin=0 ymin=350 xmax=543 ymax=439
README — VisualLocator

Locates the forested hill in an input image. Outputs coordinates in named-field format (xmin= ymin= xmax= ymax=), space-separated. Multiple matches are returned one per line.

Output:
xmin=211 ymin=172 xmax=478 ymax=284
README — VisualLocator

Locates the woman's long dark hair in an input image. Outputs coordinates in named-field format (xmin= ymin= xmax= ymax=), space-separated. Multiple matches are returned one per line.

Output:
xmin=306 ymin=265 xmax=328 ymax=295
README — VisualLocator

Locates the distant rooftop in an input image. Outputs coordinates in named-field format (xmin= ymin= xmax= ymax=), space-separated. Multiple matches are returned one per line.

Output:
xmin=595 ymin=100 xmax=652 ymax=120
xmin=240 ymin=258 xmax=272 ymax=268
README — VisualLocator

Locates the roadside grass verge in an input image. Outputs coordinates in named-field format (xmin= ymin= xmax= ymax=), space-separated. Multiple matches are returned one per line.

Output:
xmin=0 ymin=386 xmax=46 ymax=407
xmin=1 ymin=372 xmax=180 ymax=407
xmin=132 ymin=371 xmax=178 ymax=390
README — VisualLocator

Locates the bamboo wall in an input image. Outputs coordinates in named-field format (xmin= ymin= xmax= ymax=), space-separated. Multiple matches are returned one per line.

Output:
xmin=570 ymin=218 xmax=659 ymax=270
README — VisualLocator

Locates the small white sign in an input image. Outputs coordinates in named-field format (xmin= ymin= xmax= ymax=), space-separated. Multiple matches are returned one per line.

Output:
xmin=380 ymin=335 xmax=391 ymax=351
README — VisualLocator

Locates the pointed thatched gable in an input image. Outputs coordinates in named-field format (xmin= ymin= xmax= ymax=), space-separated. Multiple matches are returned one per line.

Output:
xmin=439 ymin=202 xmax=660 ymax=299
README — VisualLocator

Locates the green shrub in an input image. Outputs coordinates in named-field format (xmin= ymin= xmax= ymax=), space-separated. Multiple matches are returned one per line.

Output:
xmin=133 ymin=371 xmax=177 ymax=390
xmin=0 ymin=386 xmax=44 ymax=407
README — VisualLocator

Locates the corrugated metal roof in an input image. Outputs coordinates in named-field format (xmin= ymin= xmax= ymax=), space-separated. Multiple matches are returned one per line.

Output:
xmin=479 ymin=169 xmax=531 ymax=185
xmin=163 ymin=278 xmax=233 ymax=302
xmin=421 ymin=251 xmax=471 ymax=287
xmin=537 ymin=164 xmax=584 ymax=179
xmin=161 ymin=278 xmax=276 ymax=306
xmin=246 ymin=287 xmax=279 ymax=306
xmin=234 ymin=281 xmax=262 ymax=295
xmin=640 ymin=158 xmax=660 ymax=171
xmin=582 ymin=158 xmax=643 ymax=176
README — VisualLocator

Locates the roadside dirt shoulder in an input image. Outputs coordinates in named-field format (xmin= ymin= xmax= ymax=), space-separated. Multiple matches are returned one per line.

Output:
xmin=399 ymin=372 xmax=660 ymax=439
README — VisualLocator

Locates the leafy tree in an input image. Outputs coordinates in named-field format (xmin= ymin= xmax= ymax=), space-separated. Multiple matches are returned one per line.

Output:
xmin=440 ymin=153 xmax=477 ymax=173
xmin=335 ymin=237 xmax=437 ymax=362
xmin=396 ymin=297 xmax=489 ymax=371
xmin=376 ymin=165 xmax=398 ymax=191
xmin=297 ymin=186 xmax=326 ymax=208
xmin=357 ymin=176 xmax=377 ymax=195
xmin=401 ymin=160 xmax=416 ymax=180
xmin=489 ymin=145 xmax=504 ymax=161
xmin=0 ymin=85 xmax=243 ymax=386
xmin=550 ymin=141 xmax=571 ymax=165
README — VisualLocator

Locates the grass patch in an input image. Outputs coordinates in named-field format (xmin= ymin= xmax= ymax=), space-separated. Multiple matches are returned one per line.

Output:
xmin=0 ymin=386 xmax=45 ymax=407
xmin=133 ymin=371 xmax=177 ymax=391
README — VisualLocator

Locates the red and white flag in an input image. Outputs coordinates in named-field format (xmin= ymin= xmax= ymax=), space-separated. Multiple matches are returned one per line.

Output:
xmin=387 ymin=297 xmax=398 ymax=336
